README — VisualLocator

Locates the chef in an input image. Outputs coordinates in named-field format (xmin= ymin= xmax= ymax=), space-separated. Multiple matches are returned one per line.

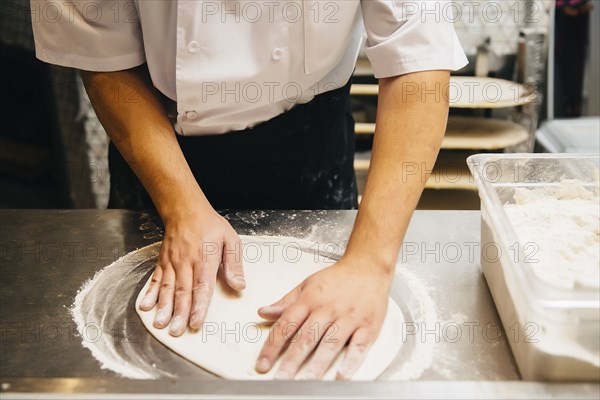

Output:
xmin=32 ymin=0 xmax=467 ymax=379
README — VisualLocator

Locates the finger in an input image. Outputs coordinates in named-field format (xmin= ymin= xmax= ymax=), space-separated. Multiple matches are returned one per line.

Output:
xmin=255 ymin=305 xmax=308 ymax=374
xmin=139 ymin=265 xmax=163 ymax=311
xmin=153 ymin=264 xmax=175 ymax=329
xmin=296 ymin=320 xmax=353 ymax=380
xmin=168 ymin=264 xmax=193 ymax=336
xmin=189 ymin=258 xmax=219 ymax=330
xmin=258 ymin=287 xmax=301 ymax=320
xmin=336 ymin=328 xmax=374 ymax=380
xmin=222 ymin=234 xmax=245 ymax=291
xmin=274 ymin=313 xmax=332 ymax=380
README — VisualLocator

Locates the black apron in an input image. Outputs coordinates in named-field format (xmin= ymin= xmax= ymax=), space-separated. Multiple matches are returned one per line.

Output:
xmin=108 ymin=79 xmax=358 ymax=210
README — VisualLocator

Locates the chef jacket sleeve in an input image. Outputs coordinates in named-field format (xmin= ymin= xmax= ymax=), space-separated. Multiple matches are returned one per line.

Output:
xmin=361 ymin=0 xmax=469 ymax=78
xmin=30 ymin=0 xmax=145 ymax=71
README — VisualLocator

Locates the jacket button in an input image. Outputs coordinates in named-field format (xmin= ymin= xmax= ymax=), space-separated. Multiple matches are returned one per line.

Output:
xmin=187 ymin=41 xmax=200 ymax=53
xmin=271 ymin=48 xmax=284 ymax=61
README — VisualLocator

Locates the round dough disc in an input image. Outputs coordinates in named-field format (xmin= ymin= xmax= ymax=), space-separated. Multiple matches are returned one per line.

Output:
xmin=136 ymin=236 xmax=404 ymax=380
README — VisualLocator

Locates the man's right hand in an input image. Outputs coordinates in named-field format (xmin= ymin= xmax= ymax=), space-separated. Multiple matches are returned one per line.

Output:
xmin=81 ymin=66 xmax=245 ymax=336
xmin=139 ymin=209 xmax=245 ymax=336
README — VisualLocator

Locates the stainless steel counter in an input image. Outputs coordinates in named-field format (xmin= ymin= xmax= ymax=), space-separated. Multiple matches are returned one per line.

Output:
xmin=0 ymin=209 xmax=598 ymax=399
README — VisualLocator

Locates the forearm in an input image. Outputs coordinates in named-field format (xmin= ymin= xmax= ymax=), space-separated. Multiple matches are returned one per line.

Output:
xmin=80 ymin=65 xmax=211 ymax=222
xmin=344 ymin=70 xmax=451 ymax=272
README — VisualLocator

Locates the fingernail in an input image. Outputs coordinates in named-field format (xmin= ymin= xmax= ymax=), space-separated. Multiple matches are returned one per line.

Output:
xmin=154 ymin=309 xmax=169 ymax=327
xmin=233 ymin=275 xmax=246 ymax=287
xmin=190 ymin=314 xmax=204 ymax=329
xmin=255 ymin=357 xmax=270 ymax=372
xmin=190 ymin=305 xmax=208 ymax=328
xmin=336 ymin=367 xmax=351 ymax=381
xmin=140 ymin=296 xmax=154 ymax=309
xmin=169 ymin=317 xmax=185 ymax=335
xmin=259 ymin=305 xmax=279 ymax=314
xmin=296 ymin=371 xmax=316 ymax=381
xmin=274 ymin=370 xmax=291 ymax=380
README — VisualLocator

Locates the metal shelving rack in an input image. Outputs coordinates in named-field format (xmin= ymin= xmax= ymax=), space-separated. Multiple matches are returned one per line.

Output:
xmin=351 ymin=0 xmax=553 ymax=206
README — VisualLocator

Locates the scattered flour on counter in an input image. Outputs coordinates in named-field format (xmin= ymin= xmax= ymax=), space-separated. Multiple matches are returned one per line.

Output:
xmin=383 ymin=266 xmax=438 ymax=381
xmin=71 ymin=238 xmax=439 ymax=381
xmin=71 ymin=243 xmax=167 ymax=379
xmin=504 ymin=180 xmax=600 ymax=290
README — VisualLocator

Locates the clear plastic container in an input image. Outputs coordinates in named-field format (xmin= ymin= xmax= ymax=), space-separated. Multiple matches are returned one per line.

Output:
xmin=467 ymin=153 xmax=600 ymax=381
xmin=537 ymin=118 xmax=600 ymax=154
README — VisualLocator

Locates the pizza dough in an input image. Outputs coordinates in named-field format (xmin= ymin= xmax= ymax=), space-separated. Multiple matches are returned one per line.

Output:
xmin=350 ymin=77 xmax=536 ymax=108
xmin=135 ymin=236 xmax=404 ymax=380
xmin=449 ymin=76 xmax=535 ymax=108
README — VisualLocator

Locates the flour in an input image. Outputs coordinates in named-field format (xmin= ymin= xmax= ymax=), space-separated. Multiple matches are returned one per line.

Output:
xmin=71 ymin=236 xmax=438 ymax=380
xmin=384 ymin=266 xmax=438 ymax=381
xmin=504 ymin=180 xmax=600 ymax=290
xmin=71 ymin=243 xmax=169 ymax=379
xmin=135 ymin=236 xmax=406 ymax=381
xmin=500 ymin=180 xmax=600 ymax=373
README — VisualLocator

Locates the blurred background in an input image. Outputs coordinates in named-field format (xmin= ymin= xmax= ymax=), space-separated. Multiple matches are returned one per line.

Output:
xmin=0 ymin=0 xmax=598 ymax=210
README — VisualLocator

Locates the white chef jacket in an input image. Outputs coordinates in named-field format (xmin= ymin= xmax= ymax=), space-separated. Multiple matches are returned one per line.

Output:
xmin=31 ymin=0 xmax=468 ymax=135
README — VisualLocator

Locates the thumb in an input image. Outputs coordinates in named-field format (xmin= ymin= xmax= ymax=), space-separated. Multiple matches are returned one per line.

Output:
xmin=258 ymin=286 xmax=300 ymax=320
xmin=222 ymin=234 xmax=246 ymax=291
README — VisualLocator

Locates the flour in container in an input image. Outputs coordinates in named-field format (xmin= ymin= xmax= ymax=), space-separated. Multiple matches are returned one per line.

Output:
xmin=504 ymin=180 xmax=600 ymax=290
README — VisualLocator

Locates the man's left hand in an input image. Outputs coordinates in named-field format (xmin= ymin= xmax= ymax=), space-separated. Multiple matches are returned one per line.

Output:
xmin=254 ymin=257 xmax=392 ymax=380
